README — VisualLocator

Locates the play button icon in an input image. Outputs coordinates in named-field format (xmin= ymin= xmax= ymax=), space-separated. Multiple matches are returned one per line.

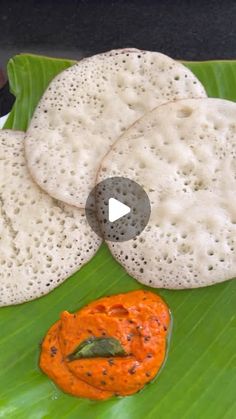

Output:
xmin=85 ymin=177 xmax=151 ymax=242
xmin=108 ymin=198 xmax=130 ymax=222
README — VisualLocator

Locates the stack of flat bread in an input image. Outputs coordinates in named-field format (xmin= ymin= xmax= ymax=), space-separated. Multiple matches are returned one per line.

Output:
xmin=2 ymin=48 xmax=236 ymax=306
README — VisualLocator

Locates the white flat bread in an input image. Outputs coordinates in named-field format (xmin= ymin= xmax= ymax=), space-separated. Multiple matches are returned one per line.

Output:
xmin=98 ymin=98 xmax=236 ymax=289
xmin=25 ymin=48 xmax=207 ymax=208
xmin=0 ymin=130 xmax=101 ymax=306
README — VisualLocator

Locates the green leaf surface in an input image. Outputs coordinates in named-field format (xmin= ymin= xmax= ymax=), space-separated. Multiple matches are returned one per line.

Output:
xmin=67 ymin=337 xmax=127 ymax=361
xmin=4 ymin=54 xmax=76 ymax=131
xmin=0 ymin=54 xmax=236 ymax=419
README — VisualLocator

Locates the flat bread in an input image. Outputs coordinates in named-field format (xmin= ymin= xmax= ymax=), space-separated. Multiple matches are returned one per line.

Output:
xmin=25 ymin=48 xmax=207 ymax=208
xmin=98 ymin=98 xmax=236 ymax=288
xmin=0 ymin=130 xmax=101 ymax=306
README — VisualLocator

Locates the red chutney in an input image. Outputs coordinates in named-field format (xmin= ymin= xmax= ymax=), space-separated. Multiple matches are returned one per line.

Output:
xmin=39 ymin=290 xmax=170 ymax=400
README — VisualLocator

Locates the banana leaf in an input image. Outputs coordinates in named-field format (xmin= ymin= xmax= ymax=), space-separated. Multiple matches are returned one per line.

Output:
xmin=0 ymin=54 xmax=235 ymax=419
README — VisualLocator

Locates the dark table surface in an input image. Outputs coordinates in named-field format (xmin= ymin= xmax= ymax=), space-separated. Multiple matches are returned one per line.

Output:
xmin=1 ymin=0 xmax=236 ymax=115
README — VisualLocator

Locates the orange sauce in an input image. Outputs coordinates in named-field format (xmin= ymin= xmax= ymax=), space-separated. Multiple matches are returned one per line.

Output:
xmin=40 ymin=290 xmax=170 ymax=400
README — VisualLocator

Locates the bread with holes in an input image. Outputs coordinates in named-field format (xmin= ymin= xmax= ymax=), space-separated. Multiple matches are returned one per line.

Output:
xmin=25 ymin=48 xmax=206 ymax=208
xmin=98 ymin=98 xmax=236 ymax=288
xmin=0 ymin=130 xmax=101 ymax=306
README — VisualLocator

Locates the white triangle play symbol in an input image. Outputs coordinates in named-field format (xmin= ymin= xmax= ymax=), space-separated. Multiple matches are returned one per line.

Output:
xmin=108 ymin=198 xmax=131 ymax=223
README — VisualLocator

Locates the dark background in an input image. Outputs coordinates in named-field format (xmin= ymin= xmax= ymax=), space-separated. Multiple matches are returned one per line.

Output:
xmin=1 ymin=0 xmax=236 ymax=115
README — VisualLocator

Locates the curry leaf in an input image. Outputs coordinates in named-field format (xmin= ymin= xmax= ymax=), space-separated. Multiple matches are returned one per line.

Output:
xmin=67 ymin=337 xmax=127 ymax=361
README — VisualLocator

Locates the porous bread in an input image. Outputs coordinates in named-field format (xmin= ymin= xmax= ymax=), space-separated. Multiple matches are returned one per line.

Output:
xmin=0 ymin=130 xmax=101 ymax=306
xmin=24 ymin=48 xmax=207 ymax=208
xmin=98 ymin=98 xmax=236 ymax=289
